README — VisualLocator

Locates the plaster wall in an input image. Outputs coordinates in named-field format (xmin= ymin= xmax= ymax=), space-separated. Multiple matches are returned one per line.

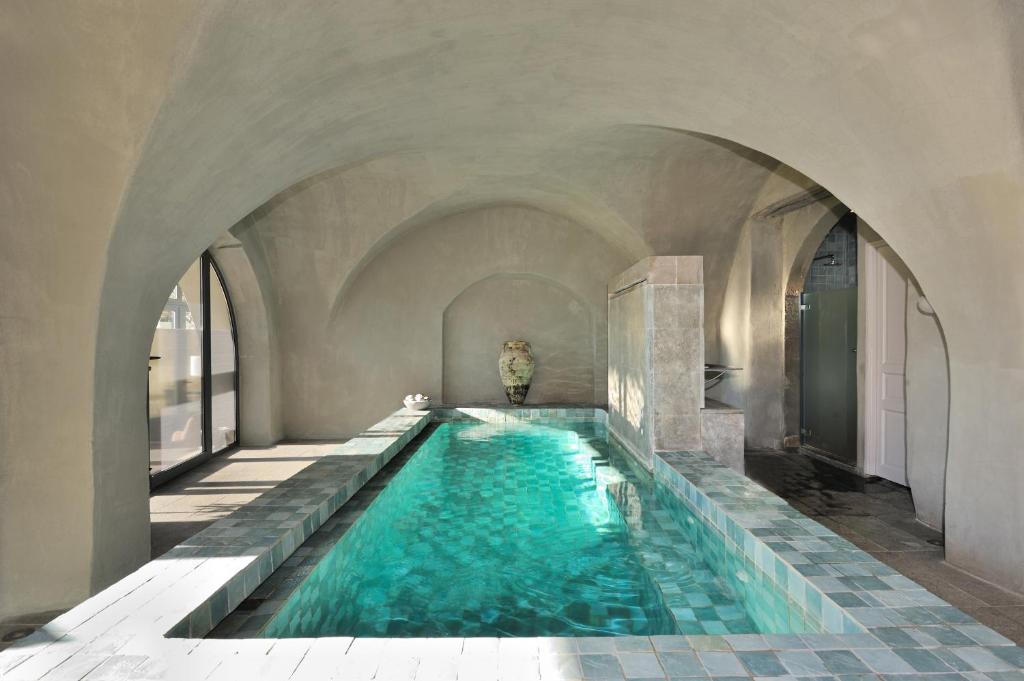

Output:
xmin=743 ymin=224 xmax=786 ymax=449
xmin=0 ymin=2 xmax=202 ymax=619
xmin=716 ymin=227 xmax=753 ymax=414
xmin=265 ymin=205 xmax=630 ymax=438
xmin=443 ymin=275 xmax=597 ymax=405
xmin=233 ymin=136 xmax=773 ymax=376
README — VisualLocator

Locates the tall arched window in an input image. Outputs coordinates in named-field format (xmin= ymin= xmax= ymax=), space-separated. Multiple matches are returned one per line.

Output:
xmin=148 ymin=252 xmax=238 ymax=485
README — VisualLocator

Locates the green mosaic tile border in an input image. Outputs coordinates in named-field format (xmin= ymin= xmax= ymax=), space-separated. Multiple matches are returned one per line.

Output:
xmin=655 ymin=452 xmax=866 ymax=635
xmin=654 ymin=450 xmax=1022 ymax=652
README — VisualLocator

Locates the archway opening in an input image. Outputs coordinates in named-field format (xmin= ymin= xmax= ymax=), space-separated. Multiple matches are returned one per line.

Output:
xmin=757 ymin=211 xmax=952 ymax=545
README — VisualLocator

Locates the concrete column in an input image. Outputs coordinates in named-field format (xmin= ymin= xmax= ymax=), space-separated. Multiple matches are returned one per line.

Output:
xmin=746 ymin=222 xmax=786 ymax=449
xmin=607 ymin=257 xmax=704 ymax=468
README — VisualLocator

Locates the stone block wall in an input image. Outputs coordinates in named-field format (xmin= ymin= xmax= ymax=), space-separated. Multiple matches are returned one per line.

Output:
xmin=608 ymin=257 xmax=705 ymax=468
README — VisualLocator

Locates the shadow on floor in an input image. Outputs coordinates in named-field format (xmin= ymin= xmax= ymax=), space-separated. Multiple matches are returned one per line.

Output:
xmin=148 ymin=439 xmax=346 ymax=558
xmin=150 ymin=521 xmax=221 ymax=558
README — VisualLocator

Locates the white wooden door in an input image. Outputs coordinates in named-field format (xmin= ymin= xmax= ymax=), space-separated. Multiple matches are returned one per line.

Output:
xmin=865 ymin=241 xmax=908 ymax=485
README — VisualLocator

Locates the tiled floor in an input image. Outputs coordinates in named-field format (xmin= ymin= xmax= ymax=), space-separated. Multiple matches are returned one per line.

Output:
xmin=149 ymin=440 xmax=346 ymax=557
xmin=0 ymin=440 xmax=345 ymax=652
xmin=746 ymin=449 xmax=1024 ymax=645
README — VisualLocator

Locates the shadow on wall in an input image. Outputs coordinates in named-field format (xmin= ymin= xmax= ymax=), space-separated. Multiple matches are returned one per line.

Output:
xmin=442 ymin=273 xmax=597 ymax=405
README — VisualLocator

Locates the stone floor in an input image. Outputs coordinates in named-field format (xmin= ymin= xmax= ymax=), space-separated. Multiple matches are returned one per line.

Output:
xmin=746 ymin=449 xmax=1024 ymax=645
xmin=149 ymin=440 xmax=346 ymax=557
xmin=0 ymin=440 xmax=345 ymax=652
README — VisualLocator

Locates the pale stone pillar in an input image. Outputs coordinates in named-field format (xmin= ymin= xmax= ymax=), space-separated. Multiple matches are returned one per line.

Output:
xmin=607 ymin=256 xmax=705 ymax=468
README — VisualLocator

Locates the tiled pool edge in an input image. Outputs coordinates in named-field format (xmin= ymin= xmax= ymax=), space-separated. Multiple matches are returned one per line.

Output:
xmin=654 ymin=451 xmax=1024 ymax=645
xmin=2 ymin=406 xmax=1022 ymax=681
xmin=166 ymin=411 xmax=433 ymax=640
xmin=431 ymin=406 xmax=608 ymax=424
xmin=602 ymin=430 xmax=828 ymax=636
xmin=166 ymin=410 xmax=436 ymax=639
xmin=653 ymin=451 xmax=865 ymax=636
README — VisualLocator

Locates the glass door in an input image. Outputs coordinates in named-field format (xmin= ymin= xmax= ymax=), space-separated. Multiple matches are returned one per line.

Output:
xmin=148 ymin=260 xmax=204 ymax=475
xmin=800 ymin=288 xmax=858 ymax=466
xmin=148 ymin=253 xmax=238 ymax=485
xmin=208 ymin=259 xmax=238 ymax=454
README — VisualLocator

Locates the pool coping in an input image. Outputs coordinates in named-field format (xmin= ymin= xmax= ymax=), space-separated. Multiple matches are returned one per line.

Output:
xmin=1 ymin=407 xmax=1021 ymax=680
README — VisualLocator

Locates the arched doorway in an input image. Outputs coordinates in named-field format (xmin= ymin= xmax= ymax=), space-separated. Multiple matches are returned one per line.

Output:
xmin=779 ymin=212 xmax=950 ymax=530
xmin=148 ymin=252 xmax=239 ymax=487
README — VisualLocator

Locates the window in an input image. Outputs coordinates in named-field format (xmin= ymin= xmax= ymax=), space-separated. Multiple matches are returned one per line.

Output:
xmin=208 ymin=261 xmax=238 ymax=454
xmin=148 ymin=253 xmax=238 ymax=485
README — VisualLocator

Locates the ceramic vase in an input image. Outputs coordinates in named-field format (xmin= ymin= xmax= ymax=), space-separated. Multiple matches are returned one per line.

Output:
xmin=498 ymin=340 xmax=535 ymax=405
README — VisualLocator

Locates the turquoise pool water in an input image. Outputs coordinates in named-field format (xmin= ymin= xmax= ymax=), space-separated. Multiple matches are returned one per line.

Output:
xmin=263 ymin=420 xmax=819 ymax=638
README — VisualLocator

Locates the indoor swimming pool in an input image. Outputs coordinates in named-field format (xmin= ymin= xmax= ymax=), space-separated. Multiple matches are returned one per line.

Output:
xmin=261 ymin=419 xmax=820 ymax=638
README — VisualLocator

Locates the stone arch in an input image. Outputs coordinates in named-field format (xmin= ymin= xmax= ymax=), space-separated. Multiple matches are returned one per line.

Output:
xmin=905 ymin=283 xmax=951 ymax=531
xmin=71 ymin=0 xmax=1023 ymax=600
xmin=88 ymin=225 xmax=278 ymax=593
xmin=319 ymin=203 xmax=633 ymax=436
xmin=88 ymin=107 xmax=1019 ymax=597
xmin=5 ymin=0 xmax=1024 ymax=622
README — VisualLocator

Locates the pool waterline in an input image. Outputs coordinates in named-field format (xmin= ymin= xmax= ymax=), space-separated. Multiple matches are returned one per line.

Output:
xmin=259 ymin=418 xmax=824 ymax=638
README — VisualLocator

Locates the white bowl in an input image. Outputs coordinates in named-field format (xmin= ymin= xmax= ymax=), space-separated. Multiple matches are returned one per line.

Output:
xmin=403 ymin=398 xmax=430 ymax=410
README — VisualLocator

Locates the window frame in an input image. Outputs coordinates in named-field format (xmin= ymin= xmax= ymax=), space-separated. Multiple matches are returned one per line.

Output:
xmin=149 ymin=251 xmax=240 ymax=489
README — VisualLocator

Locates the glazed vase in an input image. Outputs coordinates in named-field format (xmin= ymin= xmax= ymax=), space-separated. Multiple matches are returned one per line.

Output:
xmin=498 ymin=340 xmax=535 ymax=405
